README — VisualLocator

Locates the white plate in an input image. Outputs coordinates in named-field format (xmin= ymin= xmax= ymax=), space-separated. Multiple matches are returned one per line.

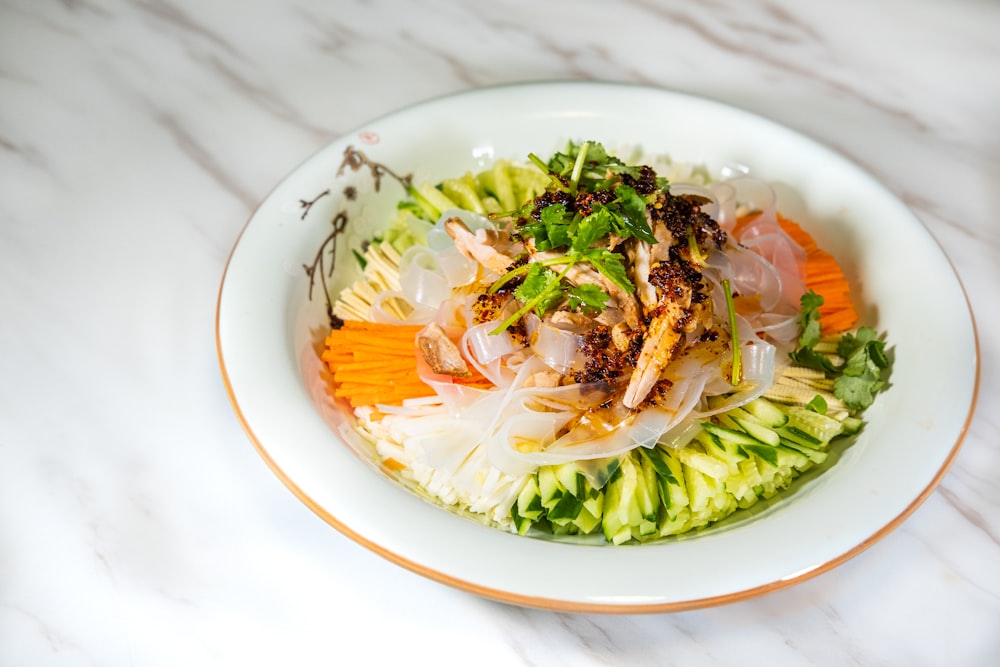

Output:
xmin=216 ymin=82 xmax=979 ymax=612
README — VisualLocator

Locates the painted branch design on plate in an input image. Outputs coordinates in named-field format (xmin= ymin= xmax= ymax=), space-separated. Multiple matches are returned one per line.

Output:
xmin=302 ymin=145 xmax=414 ymax=328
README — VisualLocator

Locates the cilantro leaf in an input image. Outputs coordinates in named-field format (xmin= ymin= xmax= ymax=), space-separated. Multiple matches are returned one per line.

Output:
xmin=837 ymin=327 xmax=889 ymax=368
xmin=613 ymin=185 xmax=656 ymax=244
xmin=520 ymin=203 xmax=570 ymax=251
xmin=832 ymin=327 xmax=890 ymax=410
xmin=515 ymin=263 xmax=559 ymax=305
xmin=491 ymin=262 xmax=568 ymax=334
xmin=834 ymin=373 xmax=879 ymax=410
xmin=837 ymin=327 xmax=875 ymax=357
xmin=540 ymin=203 xmax=571 ymax=249
xmin=789 ymin=347 xmax=838 ymax=374
xmin=790 ymin=290 xmax=893 ymax=412
xmin=505 ymin=262 xmax=567 ymax=320
xmin=572 ymin=207 xmax=613 ymax=252
xmin=797 ymin=290 xmax=824 ymax=348
xmin=534 ymin=288 xmax=565 ymax=317
xmin=567 ymin=284 xmax=609 ymax=315
xmin=581 ymin=248 xmax=634 ymax=293
xmin=546 ymin=141 xmax=647 ymax=192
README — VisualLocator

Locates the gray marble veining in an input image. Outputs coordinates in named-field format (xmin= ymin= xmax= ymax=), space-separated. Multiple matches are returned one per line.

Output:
xmin=1 ymin=0 xmax=997 ymax=665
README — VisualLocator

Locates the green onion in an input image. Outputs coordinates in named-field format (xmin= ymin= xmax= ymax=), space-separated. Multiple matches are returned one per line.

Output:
xmin=686 ymin=226 xmax=705 ymax=266
xmin=568 ymin=141 xmax=590 ymax=193
xmin=527 ymin=152 xmax=565 ymax=191
xmin=722 ymin=279 xmax=742 ymax=386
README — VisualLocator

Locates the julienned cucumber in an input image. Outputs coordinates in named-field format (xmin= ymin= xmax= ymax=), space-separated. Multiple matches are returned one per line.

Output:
xmin=510 ymin=397 xmax=857 ymax=544
xmin=408 ymin=160 xmax=550 ymax=222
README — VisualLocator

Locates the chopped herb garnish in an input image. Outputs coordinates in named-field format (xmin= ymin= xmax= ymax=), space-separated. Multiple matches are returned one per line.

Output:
xmin=806 ymin=394 xmax=828 ymax=414
xmin=571 ymin=207 xmax=613 ymax=252
xmin=613 ymin=185 xmax=656 ymax=244
xmin=790 ymin=291 xmax=892 ymax=410
xmin=491 ymin=263 xmax=575 ymax=334
xmin=686 ymin=226 xmax=705 ymax=265
xmin=568 ymin=141 xmax=590 ymax=192
xmin=722 ymin=279 xmax=742 ymax=386
xmin=797 ymin=290 xmax=825 ymax=348
xmin=579 ymin=248 xmax=633 ymax=293
xmin=567 ymin=284 xmax=610 ymax=315
xmin=514 ymin=263 xmax=562 ymax=315
xmin=488 ymin=140 xmax=663 ymax=334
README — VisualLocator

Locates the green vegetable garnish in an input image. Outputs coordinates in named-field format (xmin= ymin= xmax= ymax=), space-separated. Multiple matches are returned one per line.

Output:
xmin=832 ymin=328 xmax=890 ymax=410
xmin=612 ymin=184 xmax=656 ymax=244
xmin=567 ymin=284 xmax=610 ymax=315
xmin=790 ymin=290 xmax=892 ymax=410
xmin=722 ymin=279 xmax=742 ymax=385
xmin=491 ymin=263 xmax=574 ymax=334
xmin=488 ymin=141 xmax=663 ymax=334
xmin=686 ymin=226 xmax=705 ymax=265
xmin=568 ymin=141 xmax=590 ymax=192
xmin=797 ymin=290 xmax=825 ymax=348
xmin=805 ymin=394 xmax=828 ymax=414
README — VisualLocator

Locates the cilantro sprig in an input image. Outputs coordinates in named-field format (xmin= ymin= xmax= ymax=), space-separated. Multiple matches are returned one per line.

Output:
xmin=545 ymin=141 xmax=667 ymax=193
xmin=529 ymin=142 xmax=659 ymax=245
xmin=790 ymin=290 xmax=892 ymax=411
xmin=491 ymin=263 xmax=573 ymax=334
xmin=488 ymin=259 xmax=614 ymax=334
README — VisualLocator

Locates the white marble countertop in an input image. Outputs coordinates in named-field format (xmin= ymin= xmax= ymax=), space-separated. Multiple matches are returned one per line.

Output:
xmin=2 ymin=0 xmax=997 ymax=664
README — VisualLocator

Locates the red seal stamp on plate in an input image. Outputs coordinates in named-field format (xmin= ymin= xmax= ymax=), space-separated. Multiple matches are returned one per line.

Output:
xmin=358 ymin=131 xmax=380 ymax=145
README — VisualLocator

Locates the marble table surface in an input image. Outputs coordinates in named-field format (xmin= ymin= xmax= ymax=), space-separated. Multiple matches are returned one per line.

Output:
xmin=2 ymin=0 xmax=997 ymax=664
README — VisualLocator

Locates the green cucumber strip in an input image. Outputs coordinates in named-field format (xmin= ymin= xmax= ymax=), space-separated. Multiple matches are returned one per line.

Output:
xmin=413 ymin=183 xmax=457 ymax=219
xmin=702 ymin=422 xmax=761 ymax=447
xmin=839 ymin=415 xmax=864 ymax=434
xmin=511 ymin=505 xmax=531 ymax=534
xmin=677 ymin=447 xmax=729 ymax=480
xmin=743 ymin=398 xmax=789 ymax=428
xmin=547 ymin=492 xmax=583 ymax=523
xmin=701 ymin=431 xmax=749 ymax=472
xmin=441 ymin=177 xmax=485 ymax=215
xmin=554 ymin=462 xmax=584 ymax=497
xmin=743 ymin=443 xmax=780 ymax=467
xmin=581 ymin=489 xmax=604 ymax=523
xmin=515 ymin=476 xmax=544 ymax=520
xmin=639 ymin=446 xmax=677 ymax=483
xmin=775 ymin=445 xmax=812 ymax=472
xmin=786 ymin=406 xmax=845 ymax=444
xmin=573 ymin=504 xmax=602 ymax=534
xmin=637 ymin=453 xmax=660 ymax=522
xmin=731 ymin=415 xmax=781 ymax=446
xmin=777 ymin=426 xmax=823 ymax=448
xmin=779 ymin=437 xmax=829 ymax=465
xmin=537 ymin=466 xmax=562 ymax=508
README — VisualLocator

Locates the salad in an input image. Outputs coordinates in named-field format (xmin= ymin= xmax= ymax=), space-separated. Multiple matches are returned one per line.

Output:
xmin=317 ymin=142 xmax=892 ymax=544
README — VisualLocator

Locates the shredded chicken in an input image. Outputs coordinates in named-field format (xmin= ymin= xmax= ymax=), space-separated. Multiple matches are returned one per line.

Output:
xmin=416 ymin=323 xmax=472 ymax=378
xmin=440 ymin=165 xmax=726 ymax=410
xmin=444 ymin=217 xmax=514 ymax=273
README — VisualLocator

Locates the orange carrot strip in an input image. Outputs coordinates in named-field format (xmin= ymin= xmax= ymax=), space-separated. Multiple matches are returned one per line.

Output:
xmin=733 ymin=211 xmax=858 ymax=334
xmin=775 ymin=214 xmax=859 ymax=334
xmin=323 ymin=320 xmax=489 ymax=407
xmin=333 ymin=360 xmax=413 ymax=373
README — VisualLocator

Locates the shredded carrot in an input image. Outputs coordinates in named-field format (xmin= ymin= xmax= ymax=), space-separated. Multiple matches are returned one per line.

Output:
xmin=322 ymin=320 xmax=491 ymax=408
xmin=775 ymin=213 xmax=858 ymax=334
xmin=735 ymin=212 xmax=859 ymax=334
